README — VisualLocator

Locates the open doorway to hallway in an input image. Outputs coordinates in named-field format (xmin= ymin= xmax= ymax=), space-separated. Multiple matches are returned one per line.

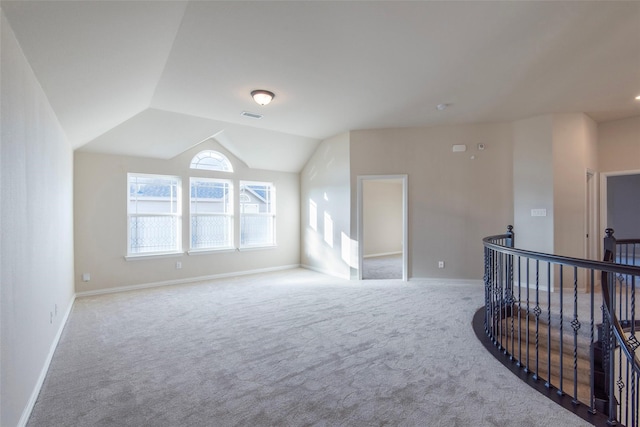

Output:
xmin=357 ymin=175 xmax=408 ymax=280
xmin=601 ymin=170 xmax=640 ymax=265
xmin=602 ymin=171 xmax=640 ymax=236
xmin=606 ymin=173 xmax=640 ymax=237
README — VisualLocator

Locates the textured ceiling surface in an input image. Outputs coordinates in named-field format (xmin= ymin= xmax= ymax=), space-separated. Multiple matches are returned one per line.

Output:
xmin=3 ymin=1 xmax=639 ymax=172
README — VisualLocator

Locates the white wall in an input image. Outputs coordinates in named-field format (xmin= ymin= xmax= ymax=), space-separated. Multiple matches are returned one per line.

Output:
xmin=300 ymin=133 xmax=352 ymax=279
xmin=74 ymin=139 xmax=300 ymax=293
xmin=1 ymin=12 xmax=75 ymax=427
xmin=350 ymin=123 xmax=514 ymax=280
xmin=363 ymin=180 xmax=403 ymax=257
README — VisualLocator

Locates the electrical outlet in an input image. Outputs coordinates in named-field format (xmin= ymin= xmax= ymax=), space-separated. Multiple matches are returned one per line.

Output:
xmin=82 ymin=273 xmax=91 ymax=282
xmin=176 ymin=261 xmax=182 ymax=269
xmin=438 ymin=261 xmax=445 ymax=268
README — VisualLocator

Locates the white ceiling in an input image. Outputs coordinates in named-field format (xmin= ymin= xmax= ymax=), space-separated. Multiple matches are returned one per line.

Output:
xmin=3 ymin=1 xmax=639 ymax=172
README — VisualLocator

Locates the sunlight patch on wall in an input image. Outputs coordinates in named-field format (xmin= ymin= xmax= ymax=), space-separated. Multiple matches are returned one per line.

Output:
xmin=309 ymin=199 xmax=317 ymax=231
xmin=324 ymin=212 xmax=334 ymax=247
xmin=341 ymin=232 xmax=358 ymax=268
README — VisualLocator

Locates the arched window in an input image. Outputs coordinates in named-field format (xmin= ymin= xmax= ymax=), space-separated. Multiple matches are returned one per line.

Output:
xmin=190 ymin=150 xmax=233 ymax=172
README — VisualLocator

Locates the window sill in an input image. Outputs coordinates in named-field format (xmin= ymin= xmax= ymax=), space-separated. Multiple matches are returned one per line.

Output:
xmin=125 ymin=251 xmax=184 ymax=261
xmin=187 ymin=248 xmax=236 ymax=256
xmin=238 ymin=245 xmax=277 ymax=252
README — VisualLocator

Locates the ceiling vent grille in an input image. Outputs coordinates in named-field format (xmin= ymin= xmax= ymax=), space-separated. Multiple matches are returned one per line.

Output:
xmin=241 ymin=111 xmax=263 ymax=119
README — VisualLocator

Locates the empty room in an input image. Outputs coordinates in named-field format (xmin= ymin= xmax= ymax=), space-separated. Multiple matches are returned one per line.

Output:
xmin=2 ymin=1 xmax=640 ymax=426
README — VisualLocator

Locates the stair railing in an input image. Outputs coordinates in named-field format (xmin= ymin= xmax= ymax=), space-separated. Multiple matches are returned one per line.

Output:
xmin=602 ymin=230 xmax=640 ymax=426
xmin=478 ymin=226 xmax=640 ymax=426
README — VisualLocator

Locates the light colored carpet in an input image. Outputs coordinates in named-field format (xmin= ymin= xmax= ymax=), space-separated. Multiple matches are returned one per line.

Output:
xmin=362 ymin=254 xmax=402 ymax=280
xmin=27 ymin=269 xmax=588 ymax=426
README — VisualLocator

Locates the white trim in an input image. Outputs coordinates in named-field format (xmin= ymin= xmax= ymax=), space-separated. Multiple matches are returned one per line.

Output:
xmin=18 ymin=294 xmax=76 ymax=427
xmin=301 ymin=264 xmax=350 ymax=280
xmin=363 ymin=251 xmax=403 ymax=259
xmin=237 ymin=244 xmax=277 ymax=251
xmin=187 ymin=247 xmax=236 ymax=255
xmin=124 ymin=251 xmax=184 ymax=261
xmin=76 ymin=265 xmax=300 ymax=297
xmin=357 ymin=174 xmax=409 ymax=281
xmin=585 ymin=169 xmax=599 ymax=261
xmin=408 ymin=277 xmax=484 ymax=286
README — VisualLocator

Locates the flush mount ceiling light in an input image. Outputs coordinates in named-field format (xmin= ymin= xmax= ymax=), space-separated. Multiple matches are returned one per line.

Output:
xmin=635 ymin=95 xmax=640 ymax=100
xmin=436 ymin=103 xmax=449 ymax=111
xmin=251 ymin=90 xmax=275 ymax=106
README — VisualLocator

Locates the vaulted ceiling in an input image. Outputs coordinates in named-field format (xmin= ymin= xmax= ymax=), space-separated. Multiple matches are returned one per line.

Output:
xmin=3 ymin=1 xmax=639 ymax=172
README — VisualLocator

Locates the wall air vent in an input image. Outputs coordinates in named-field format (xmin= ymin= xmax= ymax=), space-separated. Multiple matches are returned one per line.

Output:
xmin=241 ymin=111 xmax=263 ymax=119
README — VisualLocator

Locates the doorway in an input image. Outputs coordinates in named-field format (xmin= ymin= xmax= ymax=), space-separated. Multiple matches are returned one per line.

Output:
xmin=601 ymin=170 xmax=640 ymax=241
xmin=357 ymin=175 xmax=408 ymax=280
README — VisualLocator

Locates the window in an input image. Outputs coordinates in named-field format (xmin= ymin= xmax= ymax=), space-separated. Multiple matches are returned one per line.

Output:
xmin=240 ymin=181 xmax=276 ymax=248
xmin=190 ymin=150 xmax=233 ymax=172
xmin=190 ymin=178 xmax=233 ymax=250
xmin=128 ymin=173 xmax=181 ymax=255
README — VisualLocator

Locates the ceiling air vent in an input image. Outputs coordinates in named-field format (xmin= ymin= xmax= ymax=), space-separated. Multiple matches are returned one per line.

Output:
xmin=241 ymin=111 xmax=263 ymax=119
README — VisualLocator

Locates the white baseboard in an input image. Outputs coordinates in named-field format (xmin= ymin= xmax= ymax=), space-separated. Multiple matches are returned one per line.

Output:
xmin=300 ymin=264 xmax=350 ymax=280
xmin=18 ymin=293 xmax=76 ymax=427
xmin=363 ymin=251 xmax=402 ymax=259
xmin=408 ymin=277 xmax=484 ymax=286
xmin=76 ymin=264 xmax=301 ymax=297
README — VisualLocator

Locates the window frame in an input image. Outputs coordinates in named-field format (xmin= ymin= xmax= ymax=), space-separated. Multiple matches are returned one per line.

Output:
xmin=189 ymin=177 xmax=234 ymax=252
xmin=190 ymin=150 xmax=233 ymax=172
xmin=126 ymin=173 xmax=182 ymax=258
xmin=239 ymin=180 xmax=276 ymax=249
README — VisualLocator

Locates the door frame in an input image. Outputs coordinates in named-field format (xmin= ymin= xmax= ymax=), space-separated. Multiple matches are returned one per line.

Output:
xmin=357 ymin=174 xmax=408 ymax=281
xmin=585 ymin=169 xmax=598 ymax=260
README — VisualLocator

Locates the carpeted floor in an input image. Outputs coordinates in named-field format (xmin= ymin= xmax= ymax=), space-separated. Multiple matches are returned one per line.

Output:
xmin=27 ymin=269 xmax=588 ymax=426
xmin=362 ymin=254 xmax=402 ymax=280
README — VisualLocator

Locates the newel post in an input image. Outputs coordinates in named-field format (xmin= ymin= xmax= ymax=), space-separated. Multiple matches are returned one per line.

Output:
xmin=505 ymin=225 xmax=515 ymax=306
xmin=506 ymin=225 xmax=514 ymax=248
xmin=603 ymin=228 xmax=616 ymax=262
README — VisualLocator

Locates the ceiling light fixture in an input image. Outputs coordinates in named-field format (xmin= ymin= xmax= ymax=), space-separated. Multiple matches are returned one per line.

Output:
xmin=436 ymin=103 xmax=449 ymax=111
xmin=635 ymin=95 xmax=640 ymax=100
xmin=251 ymin=90 xmax=275 ymax=106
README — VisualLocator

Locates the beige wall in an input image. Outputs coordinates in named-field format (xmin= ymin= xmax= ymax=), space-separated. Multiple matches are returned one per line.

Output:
xmin=513 ymin=114 xmax=598 ymax=258
xmin=513 ymin=115 xmax=555 ymax=254
xmin=552 ymin=114 xmax=598 ymax=258
xmin=300 ymin=133 xmax=352 ymax=279
xmin=363 ymin=180 xmax=403 ymax=257
xmin=1 ymin=12 xmax=76 ymax=427
xmin=350 ymin=123 xmax=514 ymax=280
xmin=74 ymin=139 xmax=300 ymax=293
xmin=598 ymin=116 xmax=640 ymax=173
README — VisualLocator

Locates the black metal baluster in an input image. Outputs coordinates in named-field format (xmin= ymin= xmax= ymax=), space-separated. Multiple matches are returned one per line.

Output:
xmin=533 ymin=259 xmax=541 ymax=380
xmin=608 ymin=270 xmax=617 ymax=425
xmin=546 ymin=262 xmax=552 ymax=389
xmin=572 ymin=266 xmax=581 ymax=404
xmin=589 ymin=268 xmax=596 ymax=414
xmin=525 ymin=260 xmax=530 ymax=373
xmin=630 ymin=275 xmax=637 ymax=427
xmin=558 ymin=265 xmax=564 ymax=396
xmin=517 ymin=255 xmax=523 ymax=367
